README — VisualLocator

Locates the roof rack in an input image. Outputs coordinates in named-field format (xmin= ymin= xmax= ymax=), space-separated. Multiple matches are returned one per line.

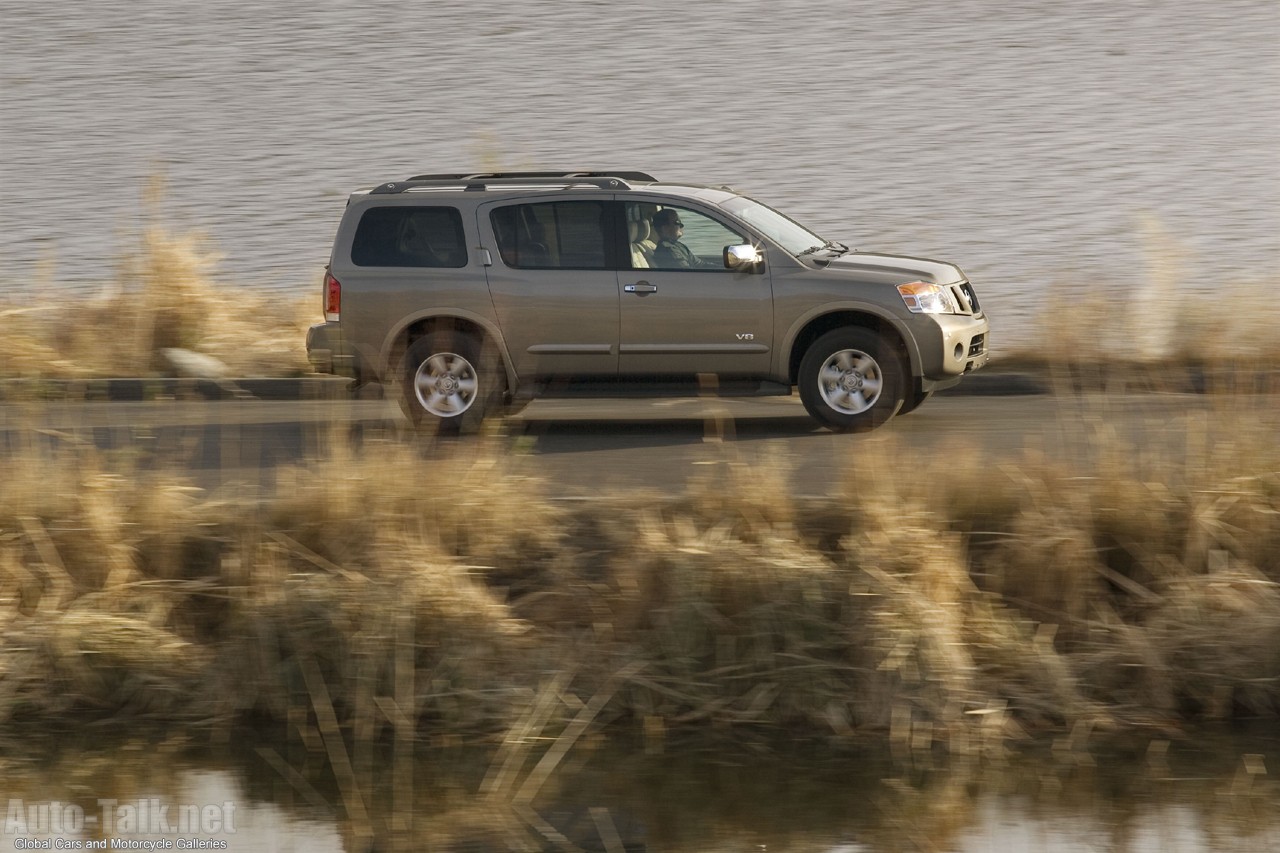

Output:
xmin=406 ymin=171 xmax=657 ymax=182
xmin=369 ymin=171 xmax=657 ymax=195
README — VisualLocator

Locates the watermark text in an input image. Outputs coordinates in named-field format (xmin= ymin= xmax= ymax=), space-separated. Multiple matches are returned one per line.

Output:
xmin=5 ymin=798 xmax=236 ymax=837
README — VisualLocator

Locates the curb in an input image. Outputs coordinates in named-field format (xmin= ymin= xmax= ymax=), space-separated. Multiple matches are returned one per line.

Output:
xmin=0 ymin=376 xmax=355 ymax=403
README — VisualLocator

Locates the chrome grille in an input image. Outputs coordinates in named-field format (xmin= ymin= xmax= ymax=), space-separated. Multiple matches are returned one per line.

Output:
xmin=950 ymin=282 xmax=981 ymax=315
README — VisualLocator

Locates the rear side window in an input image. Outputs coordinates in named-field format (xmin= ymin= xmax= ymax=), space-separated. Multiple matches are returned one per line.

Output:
xmin=491 ymin=201 xmax=608 ymax=269
xmin=351 ymin=206 xmax=467 ymax=268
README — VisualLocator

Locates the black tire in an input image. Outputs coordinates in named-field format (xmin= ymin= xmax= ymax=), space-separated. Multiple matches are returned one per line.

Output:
xmin=898 ymin=386 xmax=933 ymax=416
xmin=401 ymin=330 xmax=502 ymax=434
xmin=797 ymin=328 xmax=906 ymax=432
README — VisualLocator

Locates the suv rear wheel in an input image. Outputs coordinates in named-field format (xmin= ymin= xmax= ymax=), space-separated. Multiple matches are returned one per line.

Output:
xmin=401 ymin=331 xmax=501 ymax=433
xmin=798 ymin=328 xmax=906 ymax=432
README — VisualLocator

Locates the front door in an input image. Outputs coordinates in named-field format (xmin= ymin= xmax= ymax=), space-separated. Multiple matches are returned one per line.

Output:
xmin=479 ymin=198 xmax=619 ymax=379
xmin=618 ymin=200 xmax=773 ymax=377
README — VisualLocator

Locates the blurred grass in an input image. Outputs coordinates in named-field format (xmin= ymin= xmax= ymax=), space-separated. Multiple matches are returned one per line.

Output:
xmin=1 ymin=287 xmax=1277 ymax=853
xmin=999 ymin=215 xmax=1280 ymax=394
xmin=0 ymin=177 xmax=313 ymax=380
xmin=0 ymin=399 xmax=1277 ymax=749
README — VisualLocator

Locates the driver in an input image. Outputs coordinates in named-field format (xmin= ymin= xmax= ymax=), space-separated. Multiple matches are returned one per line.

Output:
xmin=651 ymin=208 xmax=701 ymax=268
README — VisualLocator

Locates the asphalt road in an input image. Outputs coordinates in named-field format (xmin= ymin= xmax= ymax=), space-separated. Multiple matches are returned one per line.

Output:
xmin=2 ymin=391 xmax=1268 ymax=497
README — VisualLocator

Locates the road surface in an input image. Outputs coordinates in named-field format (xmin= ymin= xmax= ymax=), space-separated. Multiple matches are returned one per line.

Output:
xmin=2 ymin=391 xmax=1266 ymax=497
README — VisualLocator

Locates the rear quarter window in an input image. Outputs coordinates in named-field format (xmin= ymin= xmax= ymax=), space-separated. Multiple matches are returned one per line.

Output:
xmin=351 ymin=206 xmax=467 ymax=268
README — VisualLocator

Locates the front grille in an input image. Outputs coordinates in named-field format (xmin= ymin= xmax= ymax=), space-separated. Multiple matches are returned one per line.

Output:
xmin=951 ymin=282 xmax=981 ymax=315
xmin=968 ymin=334 xmax=986 ymax=357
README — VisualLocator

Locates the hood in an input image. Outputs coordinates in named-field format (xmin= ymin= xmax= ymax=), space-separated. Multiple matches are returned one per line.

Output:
xmin=821 ymin=251 xmax=965 ymax=285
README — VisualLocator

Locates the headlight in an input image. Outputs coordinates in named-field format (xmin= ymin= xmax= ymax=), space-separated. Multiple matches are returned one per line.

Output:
xmin=897 ymin=281 xmax=960 ymax=314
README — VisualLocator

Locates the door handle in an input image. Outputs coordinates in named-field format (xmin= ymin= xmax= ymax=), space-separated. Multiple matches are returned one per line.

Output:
xmin=624 ymin=281 xmax=658 ymax=294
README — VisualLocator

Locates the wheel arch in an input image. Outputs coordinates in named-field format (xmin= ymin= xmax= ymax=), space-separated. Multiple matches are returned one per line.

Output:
xmin=379 ymin=310 xmax=518 ymax=392
xmin=785 ymin=307 xmax=920 ymax=385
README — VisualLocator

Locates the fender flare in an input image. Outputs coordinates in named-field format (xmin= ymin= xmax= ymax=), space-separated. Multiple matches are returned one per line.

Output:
xmin=378 ymin=308 xmax=519 ymax=391
xmin=781 ymin=302 xmax=923 ymax=379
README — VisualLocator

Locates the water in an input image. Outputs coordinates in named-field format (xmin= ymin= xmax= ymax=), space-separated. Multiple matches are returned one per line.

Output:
xmin=2 ymin=731 xmax=1279 ymax=852
xmin=2 ymin=0 xmax=1277 ymax=348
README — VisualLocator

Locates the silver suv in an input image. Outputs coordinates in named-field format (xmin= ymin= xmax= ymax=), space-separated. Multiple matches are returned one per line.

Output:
xmin=306 ymin=171 xmax=990 ymax=432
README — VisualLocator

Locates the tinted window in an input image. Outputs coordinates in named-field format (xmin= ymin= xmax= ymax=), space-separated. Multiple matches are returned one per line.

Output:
xmin=491 ymin=201 xmax=608 ymax=269
xmin=351 ymin=206 xmax=467 ymax=268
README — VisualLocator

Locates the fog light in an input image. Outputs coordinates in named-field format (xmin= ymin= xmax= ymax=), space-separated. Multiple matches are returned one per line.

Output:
xmin=954 ymin=343 xmax=964 ymax=360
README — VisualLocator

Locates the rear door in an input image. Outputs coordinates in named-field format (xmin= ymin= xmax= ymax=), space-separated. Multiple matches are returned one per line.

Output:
xmin=618 ymin=199 xmax=774 ymax=377
xmin=479 ymin=197 xmax=620 ymax=379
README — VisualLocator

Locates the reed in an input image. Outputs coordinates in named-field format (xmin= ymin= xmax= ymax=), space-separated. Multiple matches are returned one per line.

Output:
xmin=0 ymin=390 xmax=1276 ymax=747
xmin=1002 ymin=216 xmax=1280 ymax=395
xmin=0 ymin=178 xmax=312 ymax=381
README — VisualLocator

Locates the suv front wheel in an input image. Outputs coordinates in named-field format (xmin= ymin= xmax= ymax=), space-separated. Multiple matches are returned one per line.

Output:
xmin=401 ymin=331 xmax=501 ymax=433
xmin=798 ymin=328 xmax=906 ymax=432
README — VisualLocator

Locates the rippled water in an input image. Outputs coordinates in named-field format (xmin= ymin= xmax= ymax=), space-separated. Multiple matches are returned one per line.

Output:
xmin=2 ymin=0 xmax=1277 ymax=347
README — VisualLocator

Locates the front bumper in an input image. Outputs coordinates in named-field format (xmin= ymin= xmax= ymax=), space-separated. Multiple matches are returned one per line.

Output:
xmin=920 ymin=313 xmax=990 ymax=384
xmin=306 ymin=322 xmax=360 ymax=378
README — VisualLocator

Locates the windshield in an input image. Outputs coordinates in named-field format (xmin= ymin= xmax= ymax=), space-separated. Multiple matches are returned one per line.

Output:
xmin=720 ymin=196 xmax=831 ymax=256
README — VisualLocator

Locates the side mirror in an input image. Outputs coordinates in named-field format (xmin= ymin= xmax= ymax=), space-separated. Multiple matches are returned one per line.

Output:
xmin=723 ymin=244 xmax=764 ymax=272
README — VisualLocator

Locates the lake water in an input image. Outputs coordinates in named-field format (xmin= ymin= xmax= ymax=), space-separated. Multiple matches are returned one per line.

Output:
xmin=2 ymin=0 xmax=1277 ymax=349
xmin=3 ymin=729 xmax=1280 ymax=852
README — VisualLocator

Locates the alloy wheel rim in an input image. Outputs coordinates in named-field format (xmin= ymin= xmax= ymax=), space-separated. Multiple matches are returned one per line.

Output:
xmin=413 ymin=352 xmax=478 ymax=417
xmin=818 ymin=348 xmax=883 ymax=415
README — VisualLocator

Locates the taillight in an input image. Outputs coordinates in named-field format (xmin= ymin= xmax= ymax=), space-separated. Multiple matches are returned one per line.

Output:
xmin=324 ymin=270 xmax=341 ymax=321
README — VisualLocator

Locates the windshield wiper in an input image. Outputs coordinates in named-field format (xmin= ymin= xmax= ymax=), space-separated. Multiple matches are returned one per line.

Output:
xmin=797 ymin=241 xmax=848 ymax=259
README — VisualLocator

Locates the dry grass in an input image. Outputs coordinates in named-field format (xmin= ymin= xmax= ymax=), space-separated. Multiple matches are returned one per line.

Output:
xmin=1002 ymin=215 xmax=1280 ymax=394
xmin=0 ymin=381 xmax=1277 ymax=853
xmin=0 ymin=177 xmax=313 ymax=381
xmin=0 ymin=393 xmax=1276 ymax=751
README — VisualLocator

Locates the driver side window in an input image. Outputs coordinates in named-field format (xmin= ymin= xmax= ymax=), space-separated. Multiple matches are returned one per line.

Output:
xmin=627 ymin=202 xmax=743 ymax=271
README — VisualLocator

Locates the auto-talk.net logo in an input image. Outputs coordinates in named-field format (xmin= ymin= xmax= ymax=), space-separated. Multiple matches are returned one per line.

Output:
xmin=6 ymin=798 xmax=236 ymax=850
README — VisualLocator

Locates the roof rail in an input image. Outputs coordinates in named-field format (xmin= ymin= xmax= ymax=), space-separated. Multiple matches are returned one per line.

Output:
xmin=406 ymin=170 xmax=658 ymax=182
xmin=369 ymin=171 xmax=657 ymax=195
